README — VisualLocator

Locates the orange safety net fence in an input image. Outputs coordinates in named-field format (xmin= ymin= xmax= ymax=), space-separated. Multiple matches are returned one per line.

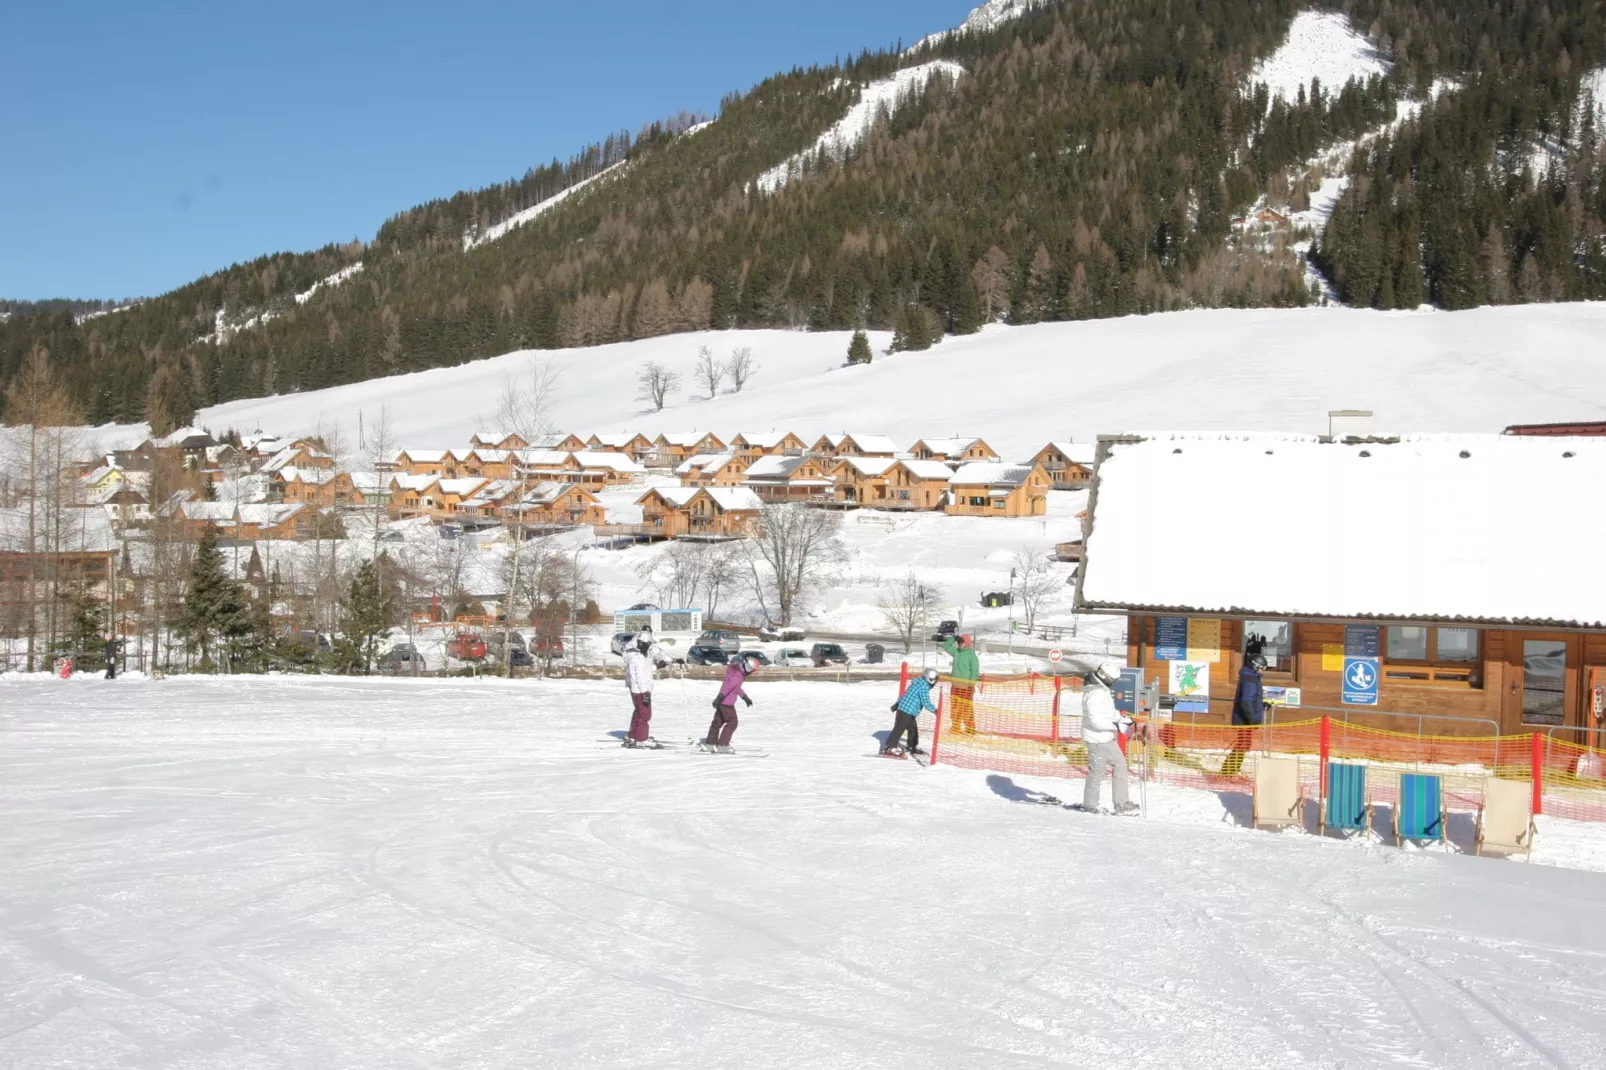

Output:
xmin=909 ymin=673 xmax=1606 ymax=823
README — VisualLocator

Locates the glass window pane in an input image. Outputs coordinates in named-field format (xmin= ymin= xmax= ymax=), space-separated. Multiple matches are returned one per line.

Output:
xmin=1436 ymin=627 xmax=1479 ymax=662
xmin=1387 ymin=626 xmax=1429 ymax=660
xmin=1522 ymin=640 xmax=1567 ymax=725
xmin=1243 ymin=620 xmax=1295 ymax=673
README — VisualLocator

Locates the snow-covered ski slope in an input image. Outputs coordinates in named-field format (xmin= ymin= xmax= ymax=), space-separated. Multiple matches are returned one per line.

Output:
xmin=1250 ymin=11 xmax=1390 ymax=107
xmin=188 ymin=303 xmax=1606 ymax=459
xmin=3 ymin=674 xmax=1605 ymax=1068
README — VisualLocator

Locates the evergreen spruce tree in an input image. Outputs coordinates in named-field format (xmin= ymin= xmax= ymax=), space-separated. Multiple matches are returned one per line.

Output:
xmin=67 ymin=588 xmax=107 ymax=672
xmin=846 ymin=329 xmax=872 ymax=364
xmin=338 ymin=558 xmax=398 ymax=675
xmin=177 ymin=528 xmax=252 ymax=672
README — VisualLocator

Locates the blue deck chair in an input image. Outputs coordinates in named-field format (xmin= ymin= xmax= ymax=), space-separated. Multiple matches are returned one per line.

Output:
xmin=1394 ymin=773 xmax=1448 ymax=849
xmin=1321 ymin=762 xmax=1372 ymax=837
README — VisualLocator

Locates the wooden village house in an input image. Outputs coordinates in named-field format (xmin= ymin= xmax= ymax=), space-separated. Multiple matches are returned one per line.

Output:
xmin=909 ymin=438 xmax=1000 ymax=465
xmin=637 ymin=486 xmax=763 ymax=538
xmin=946 ymin=462 xmax=1051 ymax=517
xmin=1032 ymin=442 xmax=1097 ymax=490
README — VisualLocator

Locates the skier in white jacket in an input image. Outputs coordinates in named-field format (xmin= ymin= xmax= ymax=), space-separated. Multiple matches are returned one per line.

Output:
xmin=1082 ymin=660 xmax=1139 ymax=814
xmin=623 ymin=633 xmax=670 ymax=747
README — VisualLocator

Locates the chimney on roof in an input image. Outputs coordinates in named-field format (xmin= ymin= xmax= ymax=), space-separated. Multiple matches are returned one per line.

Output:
xmin=1327 ymin=410 xmax=1373 ymax=440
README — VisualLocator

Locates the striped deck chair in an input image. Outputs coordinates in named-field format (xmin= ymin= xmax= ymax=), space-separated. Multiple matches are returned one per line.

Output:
xmin=1476 ymin=777 xmax=1537 ymax=859
xmin=1320 ymin=762 xmax=1372 ymax=838
xmin=1252 ymin=756 xmax=1305 ymax=832
xmin=1394 ymin=773 xmax=1448 ymax=849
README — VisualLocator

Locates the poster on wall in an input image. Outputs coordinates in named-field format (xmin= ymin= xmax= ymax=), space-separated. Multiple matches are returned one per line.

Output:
xmin=1155 ymin=617 xmax=1187 ymax=661
xmin=1344 ymin=625 xmax=1381 ymax=658
xmin=1187 ymin=618 xmax=1222 ymax=663
xmin=1169 ymin=660 xmax=1211 ymax=713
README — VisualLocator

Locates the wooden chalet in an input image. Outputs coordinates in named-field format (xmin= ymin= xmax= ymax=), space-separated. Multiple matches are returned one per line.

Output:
xmin=173 ymin=502 xmax=312 ymax=541
xmin=281 ymin=468 xmax=364 ymax=509
xmin=810 ymin=433 xmax=899 ymax=458
xmin=946 ymin=462 xmax=1050 ymax=517
xmin=676 ymin=453 xmax=750 ymax=487
xmin=1078 ymin=432 xmax=1606 ymax=737
xmin=461 ymin=449 xmax=518 ymax=480
xmin=909 ymin=437 xmax=1000 ymax=465
xmin=637 ymin=486 xmax=763 ymax=538
xmin=515 ymin=449 xmax=643 ymax=486
xmin=100 ymin=487 xmax=152 ymax=526
xmin=469 ymin=431 xmax=530 ymax=451
xmin=828 ymin=456 xmax=898 ymax=505
xmin=880 ymin=459 xmax=954 ymax=510
xmin=504 ymin=482 xmax=605 ymax=527
xmin=261 ymin=443 xmax=334 ymax=474
xmin=730 ymin=431 xmax=807 ymax=459
xmin=740 ymin=455 xmax=835 ymax=503
xmin=653 ymin=432 xmax=726 ymax=464
xmin=393 ymin=449 xmax=463 ymax=479
xmin=585 ymin=432 xmax=655 ymax=460
xmin=1032 ymin=441 xmax=1097 ymax=490
xmin=386 ymin=475 xmax=434 ymax=518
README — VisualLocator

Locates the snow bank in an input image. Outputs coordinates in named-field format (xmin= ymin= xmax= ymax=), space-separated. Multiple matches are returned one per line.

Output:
xmin=755 ymin=60 xmax=965 ymax=193
xmin=463 ymin=162 xmax=626 ymax=250
xmin=186 ymin=303 xmax=1606 ymax=462
xmin=1251 ymin=11 xmax=1389 ymax=108
xmin=3 ymin=673 xmax=1604 ymax=1068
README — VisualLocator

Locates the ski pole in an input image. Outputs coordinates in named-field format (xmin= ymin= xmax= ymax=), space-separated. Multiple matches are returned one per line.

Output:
xmin=678 ymin=664 xmax=692 ymax=744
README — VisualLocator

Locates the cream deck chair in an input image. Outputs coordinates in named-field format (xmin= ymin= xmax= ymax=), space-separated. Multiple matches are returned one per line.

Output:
xmin=1475 ymin=777 xmax=1537 ymax=859
xmin=1252 ymin=756 xmax=1305 ymax=832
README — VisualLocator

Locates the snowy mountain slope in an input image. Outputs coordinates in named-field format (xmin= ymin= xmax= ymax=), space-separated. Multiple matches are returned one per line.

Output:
xmin=294 ymin=262 xmax=363 ymax=304
xmin=909 ymin=0 xmax=1048 ymax=52
xmin=754 ymin=61 xmax=966 ymax=193
xmin=187 ymin=303 xmax=1606 ymax=460
xmin=462 ymin=161 xmax=627 ymax=250
xmin=3 ymin=674 xmax=1604 ymax=1068
xmin=1250 ymin=11 xmax=1390 ymax=107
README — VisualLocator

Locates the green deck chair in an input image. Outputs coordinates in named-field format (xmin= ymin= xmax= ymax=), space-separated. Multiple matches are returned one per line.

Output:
xmin=1321 ymin=762 xmax=1372 ymax=837
xmin=1394 ymin=773 xmax=1448 ymax=849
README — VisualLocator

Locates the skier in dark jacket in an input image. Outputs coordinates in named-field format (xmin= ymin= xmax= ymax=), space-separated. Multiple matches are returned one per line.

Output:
xmin=1222 ymin=654 xmax=1267 ymax=776
xmin=704 ymin=655 xmax=758 ymax=753
xmin=103 ymin=636 xmax=122 ymax=680
xmin=883 ymin=668 xmax=939 ymax=755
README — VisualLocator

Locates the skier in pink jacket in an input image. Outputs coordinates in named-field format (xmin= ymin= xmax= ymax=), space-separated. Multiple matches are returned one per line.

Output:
xmin=703 ymin=655 xmax=759 ymax=753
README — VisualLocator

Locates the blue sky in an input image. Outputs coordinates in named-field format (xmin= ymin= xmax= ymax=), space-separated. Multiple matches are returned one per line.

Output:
xmin=0 ymin=0 xmax=979 ymax=301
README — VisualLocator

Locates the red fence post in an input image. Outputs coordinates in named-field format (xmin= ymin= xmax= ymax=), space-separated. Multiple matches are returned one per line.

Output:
xmin=928 ymin=688 xmax=945 ymax=767
xmin=1051 ymin=675 xmax=1063 ymax=742
xmin=898 ymin=661 xmax=910 ymax=698
xmin=1531 ymin=731 xmax=1544 ymax=817
xmin=1319 ymin=716 xmax=1331 ymax=803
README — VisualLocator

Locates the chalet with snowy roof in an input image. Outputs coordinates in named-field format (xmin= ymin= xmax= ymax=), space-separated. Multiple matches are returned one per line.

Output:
xmin=653 ymin=432 xmax=726 ymax=464
xmin=730 ymin=431 xmax=807 ymax=459
xmin=461 ymin=449 xmax=517 ymax=480
xmin=1077 ymin=433 xmax=1606 ymax=736
xmin=811 ymin=433 xmax=899 ymax=458
xmin=83 ymin=465 xmax=129 ymax=497
xmin=676 ymin=453 xmax=750 ymax=487
xmin=394 ymin=449 xmax=461 ymax=479
xmin=1032 ymin=441 xmax=1098 ymax=490
xmin=828 ymin=456 xmax=898 ymax=505
xmin=946 ymin=462 xmax=1050 ymax=517
xmin=386 ymin=474 xmax=436 ymax=518
xmin=637 ymin=486 xmax=763 ymax=539
xmin=909 ymin=437 xmax=999 ymax=465
xmin=100 ymin=487 xmax=151 ymax=527
xmin=503 ymin=482 xmax=605 ymax=527
xmin=514 ymin=449 xmax=643 ymax=486
xmin=740 ymin=455 xmax=835 ymax=503
xmin=173 ymin=502 xmax=312 ymax=541
xmin=350 ymin=472 xmax=387 ymax=506
xmin=262 ymin=443 xmax=334 ymax=475
xmin=456 ymin=480 xmax=522 ymax=524
xmin=470 ymin=431 xmax=529 ymax=451
xmin=881 ymin=460 xmax=955 ymax=510
xmin=281 ymin=468 xmax=364 ymax=509
xmin=585 ymin=432 xmax=655 ymax=460
xmin=161 ymin=427 xmax=217 ymax=454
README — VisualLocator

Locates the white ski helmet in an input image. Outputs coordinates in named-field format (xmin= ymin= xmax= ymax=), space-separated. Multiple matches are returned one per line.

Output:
xmin=922 ymin=667 xmax=939 ymax=684
xmin=1091 ymin=660 xmax=1123 ymax=687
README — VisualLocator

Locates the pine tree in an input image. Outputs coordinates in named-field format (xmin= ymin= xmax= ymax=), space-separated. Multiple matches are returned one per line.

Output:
xmin=846 ymin=329 xmax=873 ymax=364
xmin=176 ymin=528 xmax=252 ymax=672
xmin=338 ymin=558 xmax=398 ymax=675
xmin=67 ymin=588 xmax=107 ymax=672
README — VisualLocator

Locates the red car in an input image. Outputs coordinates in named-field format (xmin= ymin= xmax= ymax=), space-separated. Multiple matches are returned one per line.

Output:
xmin=448 ymin=635 xmax=487 ymax=660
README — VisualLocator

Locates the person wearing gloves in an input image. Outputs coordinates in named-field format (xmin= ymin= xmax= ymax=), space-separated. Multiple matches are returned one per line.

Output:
xmin=940 ymin=634 xmax=979 ymax=733
xmin=883 ymin=668 xmax=939 ymax=755
xmin=704 ymin=654 xmax=759 ymax=753
xmin=1221 ymin=653 xmax=1268 ymax=776
xmin=1081 ymin=660 xmax=1139 ymax=815
xmin=622 ymin=633 xmax=671 ymax=748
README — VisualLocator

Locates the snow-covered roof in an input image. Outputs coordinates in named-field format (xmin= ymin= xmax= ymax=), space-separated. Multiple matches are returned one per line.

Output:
xmin=950 ymin=462 xmax=1036 ymax=486
xmin=281 ymin=466 xmax=339 ymax=486
xmin=701 ymin=487 xmax=764 ymax=512
xmin=471 ymin=431 xmax=512 ymax=445
xmin=396 ymin=449 xmax=451 ymax=464
xmin=178 ymin=502 xmax=236 ymax=522
xmin=262 ymin=444 xmax=331 ymax=473
xmin=520 ymin=481 xmax=587 ymax=506
xmin=238 ymin=504 xmax=305 ymax=526
xmin=641 ymin=486 xmax=700 ymax=507
xmin=435 ymin=478 xmax=489 ymax=497
xmin=573 ymin=451 xmax=644 ymax=472
xmin=743 ymin=456 xmax=809 ymax=480
xmin=659 ymin=431 xmax=721 ymax=448
xmin=587 ymin=431 xmax=644 ymax=448
xmin=1045 ymin=441 xmax=1097 ymax=465
xmin=733 ymin=431 xmax=793 ymax=449
xmin=349 ymin=472 xmax=385 ymax=493
xmin=514 ymin=449 xmax=571 ymax=467
xmin=820 ymin=433 xmax=899 ymax=454
xmin=1080 ymin=433 xmax=1606 ymax=628
xmin=913 ymin=437 xmax=990 ymax=457
xmin=160 ymin=426 xmax=211 ymax=447
xmin=389 ymin=474 xmax=436 ymax=492
xmin=835 ymin=456 xmax=898 ymax=477
xmin=676 ymin=452 xmax=737 ymax=475
xmin=467 ymin=448 xmax=516 ymax=464
xmin=897 ymin=459 xmax=956 ymax=481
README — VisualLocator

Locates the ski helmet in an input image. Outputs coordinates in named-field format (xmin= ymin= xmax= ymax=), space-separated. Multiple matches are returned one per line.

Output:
xmin=922 ymin=667 xmax=939 ymax=683
xmin=743 ymin=654 xmax=761 ymax=674
xmin=1092 ymin=660 xmax=1123 ymax=687
xmin=636 ymin=637 xmax=652 ymax=655
xmin=1247 ymin=653 xmax=1268 ymax=672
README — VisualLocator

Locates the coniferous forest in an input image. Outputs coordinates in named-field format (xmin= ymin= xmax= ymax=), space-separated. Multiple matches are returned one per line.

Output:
xmin=3 ymin=0 xmax=1603 ymax=432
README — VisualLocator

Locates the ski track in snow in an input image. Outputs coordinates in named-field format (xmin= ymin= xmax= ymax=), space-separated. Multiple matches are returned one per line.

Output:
xmin=3 ymin=675 xmax=1605 ymax=1068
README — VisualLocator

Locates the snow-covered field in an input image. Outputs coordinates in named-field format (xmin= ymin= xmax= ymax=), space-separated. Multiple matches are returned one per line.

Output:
xmin=163 ymin=303 xmax=1606 ymax=462
xmin=4 ymin=674 xmax=1605 ymax=1068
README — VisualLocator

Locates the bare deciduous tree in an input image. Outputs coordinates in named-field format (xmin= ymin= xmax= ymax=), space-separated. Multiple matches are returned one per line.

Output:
xmin=636 ymin=541 xmax=740 ymax=618
xmin=878 ymin=569 xmax=943 ymax=653
xmin=494 ymin=355 xmax=561 ymax=441
xmin=740 ymin=505 xmax=843 ymax=626
xmin=636 ymin=362 xmax=681 ymax=412
xmin=1013 ymin=545 xmax=1062 ymax=633
xmin=727 ymin=347 xmax=757 ymax=392
xmin=694 ymin=345 xmax=724 ymax=400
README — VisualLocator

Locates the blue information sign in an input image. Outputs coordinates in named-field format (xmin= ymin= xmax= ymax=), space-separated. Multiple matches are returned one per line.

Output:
xmin=1342 ymin=657 xmax=1380 ymax=706
xmin=1344 ymin=625 xmax=1380 ymax=658
xmin=1112 ymin=668 xmax=1140 ymax=715
xmin=1155 ymin=617 xmax=1188 ymax=661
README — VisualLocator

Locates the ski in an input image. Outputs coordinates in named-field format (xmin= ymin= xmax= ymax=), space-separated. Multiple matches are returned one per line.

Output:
xmin=695 ymin=746 xmax=768 ymax=758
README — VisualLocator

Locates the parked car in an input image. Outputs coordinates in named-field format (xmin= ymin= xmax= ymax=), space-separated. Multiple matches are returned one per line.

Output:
xmin=486 ymin=631 xmax=527 ymax=653
xmin=687 ymin=645 xmax=730 ymax=666
xmin=757 ymin=622 xmax=807 ymax=642
xmin=530 ymin=634 xmax=565 ymax=658
xmin=697 ymin=629 xmax=743 ymax=654
xmin=383 ymin=644 xmax=426 ymax=671
xmin=625 ymin=602 xmax=660 ymax=611
xmin=774 ymin=647 xmax=812 ymax=667
xmin=447 ymin=634 xmax=487 ymax=660
xmin=930 ymin=619 xmax=959 ymax=641
xmin=506 ymin=648 xmax=534 ymax=668
xmin=610 ymin=632 xmax=638 ymax=656
xmin=736 ymin=650 xmax=772 ymax=668
xmin=810 ymin=642 xmax=850 ymax=667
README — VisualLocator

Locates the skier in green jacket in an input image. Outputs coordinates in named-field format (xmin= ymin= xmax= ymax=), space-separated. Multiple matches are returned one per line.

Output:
xmin=941 ymin=634 xmax=979 ymax=733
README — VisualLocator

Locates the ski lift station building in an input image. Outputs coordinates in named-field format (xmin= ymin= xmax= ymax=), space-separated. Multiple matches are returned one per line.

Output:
xmin=1075 ymin=432 xmax=1606 ymax=738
